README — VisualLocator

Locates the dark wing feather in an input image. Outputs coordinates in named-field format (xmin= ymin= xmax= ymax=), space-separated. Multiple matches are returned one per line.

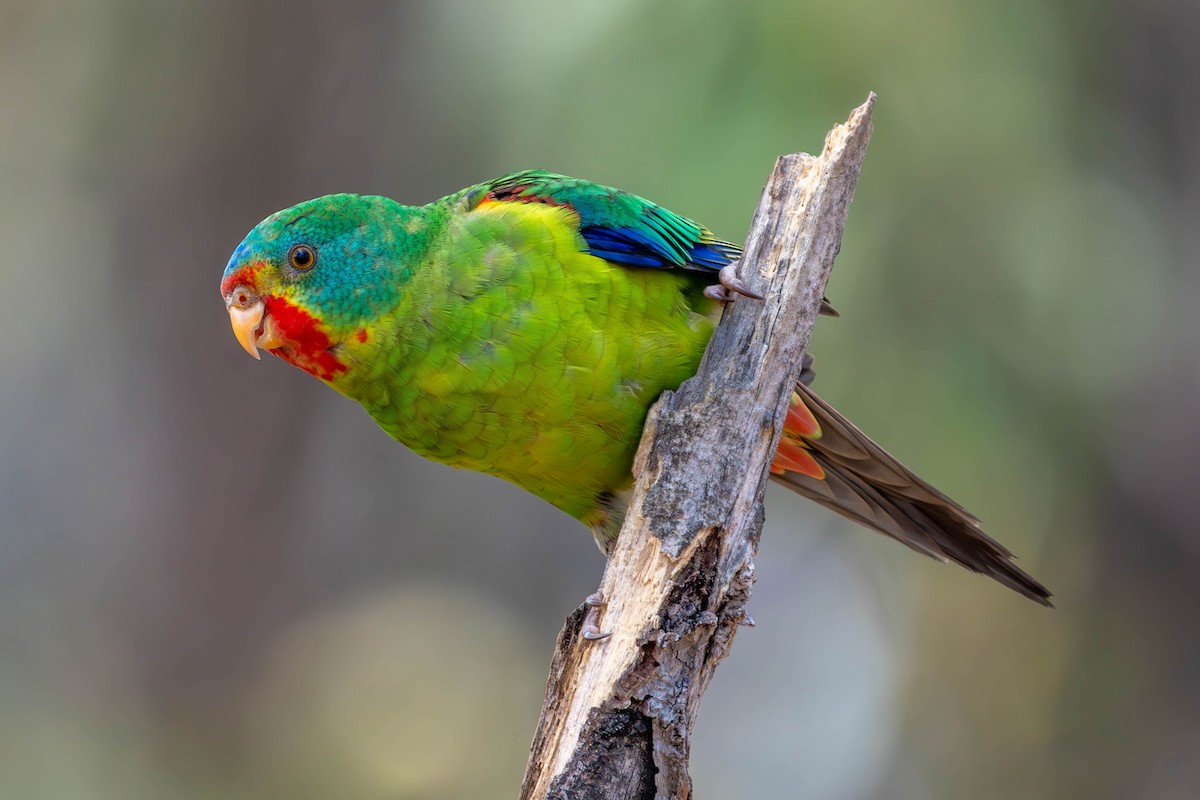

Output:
xmin=773 ymin=383 xmax=1052 ymax=606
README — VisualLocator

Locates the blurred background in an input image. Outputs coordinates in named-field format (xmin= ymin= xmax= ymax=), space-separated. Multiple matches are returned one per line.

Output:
xmin=1 ymin=0 xmax=1196 ymax=797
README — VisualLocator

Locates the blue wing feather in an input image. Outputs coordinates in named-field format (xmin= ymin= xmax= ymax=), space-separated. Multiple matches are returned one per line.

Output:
xmin=467 ymin=170 xmax=741 ymax=274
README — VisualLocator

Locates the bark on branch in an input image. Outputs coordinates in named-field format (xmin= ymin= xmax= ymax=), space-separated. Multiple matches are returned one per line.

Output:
xmin=519 ymin=94 xmax=877 ymax=800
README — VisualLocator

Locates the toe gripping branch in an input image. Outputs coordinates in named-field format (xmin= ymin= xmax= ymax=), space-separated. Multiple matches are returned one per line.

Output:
xmin=581 ymin=592 xmax=611 ymax=641
xmin=703 ymin=263 xmax=764 ymax=302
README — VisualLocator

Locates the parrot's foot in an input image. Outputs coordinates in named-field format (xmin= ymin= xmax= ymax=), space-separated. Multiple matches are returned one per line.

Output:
xmin=581 ymin=592 xmax=612 ymax=641
xmin=799 ymin=352 xmax=816 ymax=387
xmin=703 ymin=263 xmax=763 ymax=303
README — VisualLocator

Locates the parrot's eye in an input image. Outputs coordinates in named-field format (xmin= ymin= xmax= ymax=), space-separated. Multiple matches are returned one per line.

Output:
xmin=288 ymin=244 xmax=316 ymax=271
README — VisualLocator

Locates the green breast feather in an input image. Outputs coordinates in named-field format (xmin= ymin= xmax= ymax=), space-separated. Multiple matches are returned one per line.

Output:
xmin=347 ymin=194 xmax=716 ymax=535
xmin=218 ymin=172 xmax=735 ymax=544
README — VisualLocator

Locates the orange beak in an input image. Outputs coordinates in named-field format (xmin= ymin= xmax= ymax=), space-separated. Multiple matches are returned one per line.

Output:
xmin=226 ymin=295 xmax=286 ymax=360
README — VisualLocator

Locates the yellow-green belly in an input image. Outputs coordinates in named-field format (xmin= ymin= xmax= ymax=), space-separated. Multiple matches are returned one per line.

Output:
xmin=329 ymin=200 xmax=717 ymax=532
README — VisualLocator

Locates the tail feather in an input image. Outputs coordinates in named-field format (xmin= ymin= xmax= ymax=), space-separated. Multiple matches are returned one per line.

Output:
xmin=771 ymin=383 xmax=1052 ymax=606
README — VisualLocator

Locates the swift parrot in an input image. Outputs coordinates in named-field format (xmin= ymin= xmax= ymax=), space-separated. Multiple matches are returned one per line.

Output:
xmin=220 ymin=170 xmax=1051 ymax=615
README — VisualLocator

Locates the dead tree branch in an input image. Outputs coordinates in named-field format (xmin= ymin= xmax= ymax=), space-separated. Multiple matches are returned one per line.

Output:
xmin=519 ymin=93 xmax=877 ymax=800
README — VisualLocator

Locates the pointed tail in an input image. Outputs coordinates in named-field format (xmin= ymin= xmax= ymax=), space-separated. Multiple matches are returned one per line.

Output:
xmin=771 ymin=384 xmax=1052 ymax=606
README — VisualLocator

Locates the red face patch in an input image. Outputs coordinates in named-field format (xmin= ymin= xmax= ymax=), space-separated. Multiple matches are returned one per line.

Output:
xmin=220 ymin=265 xmax=258 ymax=297
xmin=263 ymin=296 xmax=348 ymax=382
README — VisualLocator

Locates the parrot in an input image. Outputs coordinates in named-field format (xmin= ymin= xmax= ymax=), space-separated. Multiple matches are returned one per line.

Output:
xmin=220 ymin=169 xmax=1051 ymax=625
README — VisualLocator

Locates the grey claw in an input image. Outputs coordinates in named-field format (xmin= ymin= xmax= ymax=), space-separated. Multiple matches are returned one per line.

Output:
xmin=704 ymin=264 xmax=764 ymax=303
xmin=704 ymin=284 xmax=735 ymax=302
xmin=718 ymin=263 xmax=763 ymax=301
xmin=582 ymin=591 xmax=611 ymax=641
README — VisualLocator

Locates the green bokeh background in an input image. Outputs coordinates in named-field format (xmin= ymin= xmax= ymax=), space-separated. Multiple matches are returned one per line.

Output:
xmin=2 ymin=1 xmax=1195 ymax=797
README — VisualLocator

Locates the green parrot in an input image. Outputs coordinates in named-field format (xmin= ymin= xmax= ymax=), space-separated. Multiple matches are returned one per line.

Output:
xmin=221 ymin=170 xmax=1050 ymax=611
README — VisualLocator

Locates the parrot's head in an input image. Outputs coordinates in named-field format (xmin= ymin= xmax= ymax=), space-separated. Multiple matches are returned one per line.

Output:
xmin=220 ymin=194 xmax=413 ymax=381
